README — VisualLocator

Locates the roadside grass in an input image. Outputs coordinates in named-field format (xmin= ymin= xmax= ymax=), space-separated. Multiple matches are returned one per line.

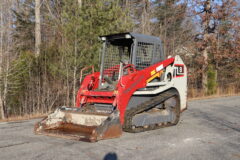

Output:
xmin=0 ymin=113 xmax=49 ymax=122
xmin=188 ymin=92 xmax=240 ymax=101
xmin=188 ymin=86 xmax=240 ymax=100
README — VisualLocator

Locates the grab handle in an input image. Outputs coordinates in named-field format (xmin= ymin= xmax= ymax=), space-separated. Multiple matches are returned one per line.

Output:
xmin=80 ymin=65 xmax=94 ymax=84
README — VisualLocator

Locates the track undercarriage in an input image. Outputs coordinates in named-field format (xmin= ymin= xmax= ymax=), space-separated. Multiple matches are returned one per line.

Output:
xmin=124 ymin=89 xmax=180 ymax=132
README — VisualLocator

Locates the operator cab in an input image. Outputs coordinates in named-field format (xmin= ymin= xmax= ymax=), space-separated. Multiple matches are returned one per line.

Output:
xmin=99 ymin=32 xmax=165 ymax=90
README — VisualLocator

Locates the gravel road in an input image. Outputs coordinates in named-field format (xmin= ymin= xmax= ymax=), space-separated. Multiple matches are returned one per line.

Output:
xmin=0 ymin=96 xmax=239 ymax=160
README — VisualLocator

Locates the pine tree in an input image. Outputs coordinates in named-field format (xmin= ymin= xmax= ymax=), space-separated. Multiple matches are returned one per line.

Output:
xmin=60 ymin=0 xmax=132 ymax=105
xmin=6 ymin=0 xmax=133 ymax=116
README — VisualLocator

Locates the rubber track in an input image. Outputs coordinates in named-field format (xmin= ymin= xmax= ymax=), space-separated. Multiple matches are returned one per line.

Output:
xmin=123 ymin=89 xmax=180 ymax=133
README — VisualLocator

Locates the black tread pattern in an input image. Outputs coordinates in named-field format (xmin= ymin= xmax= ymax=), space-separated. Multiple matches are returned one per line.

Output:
xmin=123 ymin=88 xmax=180 ymax=133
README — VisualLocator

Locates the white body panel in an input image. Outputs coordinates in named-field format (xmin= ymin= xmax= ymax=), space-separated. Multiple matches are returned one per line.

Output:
xmin=133 ymin=55 xmax=187 ymax=111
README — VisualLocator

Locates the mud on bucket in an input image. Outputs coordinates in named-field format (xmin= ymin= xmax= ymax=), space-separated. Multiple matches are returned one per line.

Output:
xmin=34 ymin=107 xmax=122 ymax=142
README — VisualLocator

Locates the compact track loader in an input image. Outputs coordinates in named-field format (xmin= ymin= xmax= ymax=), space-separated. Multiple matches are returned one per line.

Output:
xmin=35 ymin=33 xmax=187 ymax=142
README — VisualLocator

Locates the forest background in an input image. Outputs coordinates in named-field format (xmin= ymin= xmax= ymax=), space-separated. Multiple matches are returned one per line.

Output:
xmin=0 ymin=0 xmax=239 ymax=119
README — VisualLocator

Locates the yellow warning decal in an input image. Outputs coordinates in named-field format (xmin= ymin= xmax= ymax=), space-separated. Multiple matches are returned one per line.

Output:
xmin=151 ymin=70 xmax=156 ymax=76
xmin=147 ymin=71 xmax=163 ymax=83
xmin=113 ymin=90 xmax=118 ymax=95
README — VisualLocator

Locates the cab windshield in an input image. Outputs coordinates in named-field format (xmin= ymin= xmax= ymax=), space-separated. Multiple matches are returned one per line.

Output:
xmin=99 ymin=38 xmax=133 ymax=89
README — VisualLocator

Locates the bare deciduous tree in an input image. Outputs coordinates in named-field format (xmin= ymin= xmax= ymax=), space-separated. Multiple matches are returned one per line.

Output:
xmin=0 ymin=1 xmax=5 ymax=119
xmin=35 ymin=0 xmax=41 ymax=56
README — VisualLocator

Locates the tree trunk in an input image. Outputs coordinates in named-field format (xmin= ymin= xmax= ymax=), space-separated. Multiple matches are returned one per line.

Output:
xmin=202 ymin=48 xmax=208 ymax=93
xmin=72 ymin=1 xmax=82 ymax=106
xmin=72 ymin=38 xmax=77 ymax=106
xmin=35 ymin=0 xmax=41 ymax=56
xmin=0 ymin=93 xmax=4 ymax=119
xmin=66 ymin=62 xmax=70 ymax=106
xmin=78 ymin=0 xmax=82 ymax=8
xmin=201 ymin=0 xmax=212 ymax=94
xmin=0 ymin=2 xmax=5 ymax=119
xmin=141 ymin=0 xmax=150 ymax=34
xmin=163 ymin=10 xmax=167 ymax=56
xmin=0 ymin=96 xmax=4 ymax=119
xmin=2 ymin=59 xmax=9 ymax=118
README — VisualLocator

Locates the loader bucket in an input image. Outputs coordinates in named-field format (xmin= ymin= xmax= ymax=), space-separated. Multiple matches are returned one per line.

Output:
xmin=34 ymin=107 xmax=122 ymax=142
